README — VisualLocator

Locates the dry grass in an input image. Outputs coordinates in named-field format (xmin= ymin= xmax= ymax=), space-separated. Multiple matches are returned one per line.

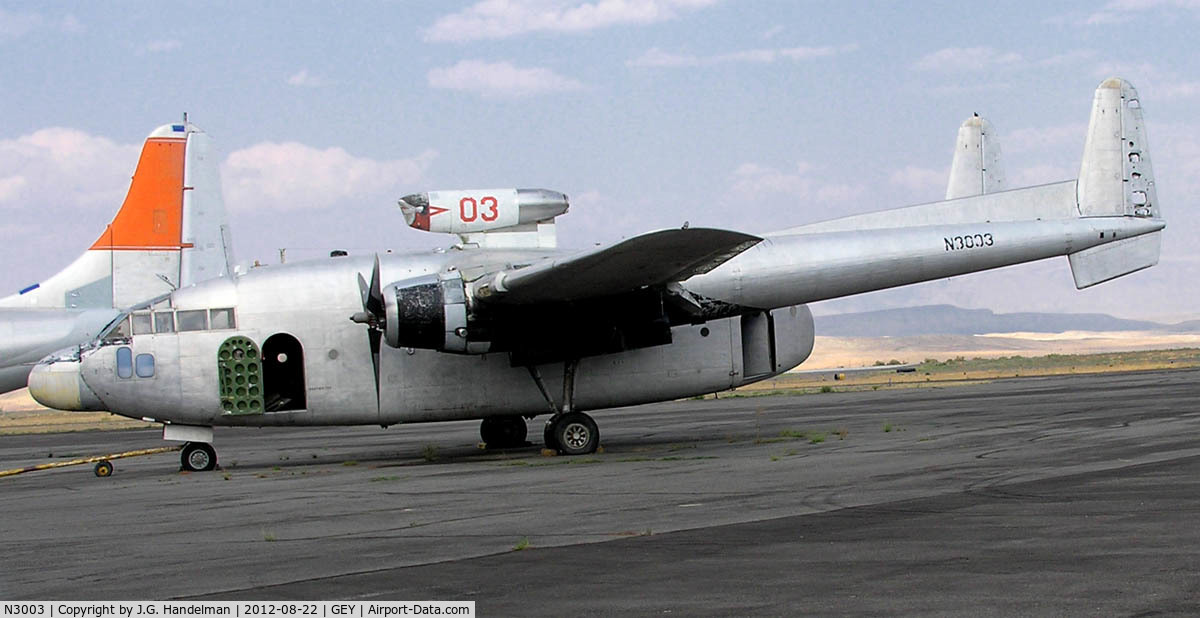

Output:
xmin=737 ymin=348 xmax=1200 ymax=395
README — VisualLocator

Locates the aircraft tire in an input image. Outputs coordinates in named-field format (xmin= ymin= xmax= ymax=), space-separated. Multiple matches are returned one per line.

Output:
xmin=546 ymin=412 xmax=599 ymax=456
xmin=481 ymin=416 xmax=528 ymax=449
xmin=180 ymin=442 xmax=217 ymax=472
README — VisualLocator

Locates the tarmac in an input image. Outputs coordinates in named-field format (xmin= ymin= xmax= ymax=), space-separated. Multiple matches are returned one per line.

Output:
xmin=2 ymin=368 xmax=1198 ymax=615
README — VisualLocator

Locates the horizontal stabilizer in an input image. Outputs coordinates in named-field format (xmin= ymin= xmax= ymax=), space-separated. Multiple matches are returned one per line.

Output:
xmin=473 ymin=228 xmax=761 ymax=304
xmin=1068 ymin=230 xmax=1161 ymax=289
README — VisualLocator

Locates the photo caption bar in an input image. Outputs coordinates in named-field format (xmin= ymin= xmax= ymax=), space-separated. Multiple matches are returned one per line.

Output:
xmin=0 ymin=602 xmax=475 ymax=618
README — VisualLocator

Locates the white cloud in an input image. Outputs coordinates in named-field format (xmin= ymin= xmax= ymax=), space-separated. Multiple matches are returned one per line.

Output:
xmin=912 ymin=47 xmax=1023 ymax=72
xmin=427 ymin=60 xmax=584 ymax=97
xmin=629 ymin=44 xmax=856 ymax=68
xmin=0 ymin=9 xmax=83 ymax=37
xmin=1036 ymin=49 xmax=1096 ymax=67
xmin=0 ymin=8 xmax=44 ymax=37
xmin=0 ymin=175 xmax=27 ymax=202
xmin=1008 ymin=164 xmax=1074 ymax=187
xmin=0 ymin=128 xmax=139 ymax=210
xmin=425 ymin=0 xmax=719 ymax=42
xmin=732 ymin=161 xmax=863 ymax=204
xmin=761 ymin=25 xmax=784 ymax=40
xmin=144 ymin=39 xmax=182 ymax=53
xmin=1084 ymin=0 xmax=1200 ymax=24
xmin=60 ymin=14 xmax=83 ymax=33
xmin=221 ymin=143 xmax=437 ymax=212
xmin=287 ymin=69 xmax=327 ymax=88
xmin=888 ymin=165 xmax=946 ymax=195
xmin=1002 ymin=123 xmax=1087 ymax=154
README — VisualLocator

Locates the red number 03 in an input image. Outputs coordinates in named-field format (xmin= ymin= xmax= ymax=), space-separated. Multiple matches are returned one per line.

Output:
xmin=459 ymin=196 xmax=500 ymax=223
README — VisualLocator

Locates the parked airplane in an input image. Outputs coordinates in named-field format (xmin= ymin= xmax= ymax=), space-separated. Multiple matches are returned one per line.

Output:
xmin=0 ymin=122 xmax=233 ymax=393
xmin=30 ymin=79 xmax=1164 ymax=472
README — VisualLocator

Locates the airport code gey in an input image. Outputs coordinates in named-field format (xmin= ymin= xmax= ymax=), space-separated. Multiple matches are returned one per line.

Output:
xmin=0 ymin=603 xmax=474 ymax=618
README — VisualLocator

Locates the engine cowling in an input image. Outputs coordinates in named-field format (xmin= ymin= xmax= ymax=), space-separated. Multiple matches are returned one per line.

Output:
xmin=382 ymin=271 xmax=490 ymax=354
xmin=398 ymin=188 xmax=568 ymax=235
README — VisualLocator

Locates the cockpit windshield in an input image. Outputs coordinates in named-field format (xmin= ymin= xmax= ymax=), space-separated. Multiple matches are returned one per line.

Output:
xmin=98 ymin=292 xmax=238 ymax=345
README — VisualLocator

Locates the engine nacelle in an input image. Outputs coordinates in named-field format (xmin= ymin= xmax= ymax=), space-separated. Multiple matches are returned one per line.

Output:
xmin=399 ymin=188 xmax=568 ymax=235
xmin=383 ymin=271 xmax=489 ymax=354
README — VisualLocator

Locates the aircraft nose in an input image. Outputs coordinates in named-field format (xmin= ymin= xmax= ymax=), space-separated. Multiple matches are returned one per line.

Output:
xmin=28 ymin=359 xmax=105 ymax=411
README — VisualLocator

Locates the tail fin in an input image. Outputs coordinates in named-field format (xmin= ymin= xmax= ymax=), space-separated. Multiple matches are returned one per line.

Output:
xmin=1069 ymin=78 xmax=1163 ymax=288
xmin=945 ymin=114 xmax=1007 ymax=200
xmin=0 ymin=122 xmax=233 ymax=309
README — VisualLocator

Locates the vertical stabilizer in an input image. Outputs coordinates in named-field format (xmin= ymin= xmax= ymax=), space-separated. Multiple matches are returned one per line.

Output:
xmin=180 ymin=128 xmax=234 ymax=287
xmin=1077 ymin=78 xmax=1159 ymax=218
xmin=1069 ymin=78 xmax=1164 ymax=288
xmin=946 ymin=114 xmax=1006 ymax=200
xmin=0 ymin=122 xmax=234 ymax=309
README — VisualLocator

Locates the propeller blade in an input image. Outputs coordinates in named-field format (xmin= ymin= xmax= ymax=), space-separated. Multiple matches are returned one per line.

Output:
xmin=357 ymin=272 xmax=370 ymax=310
xmin=351 ymin=255 xmax=386 ymax=411
xmin=369 ymin=328 xmax=382 ymax=409
xmin=366 ymin=254 xmax=384 ymax=318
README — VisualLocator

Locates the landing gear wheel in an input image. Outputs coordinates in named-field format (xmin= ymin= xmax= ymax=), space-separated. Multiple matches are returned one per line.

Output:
xmin=480 ymin=416 xmax=529 ymax=449
xmin=180 ymin=442 xmax=217 ymax=472
xmin=94 ymin=460 xmax=113 ymax=477
xmin=544 ymin=412 xmax=600 ymax=456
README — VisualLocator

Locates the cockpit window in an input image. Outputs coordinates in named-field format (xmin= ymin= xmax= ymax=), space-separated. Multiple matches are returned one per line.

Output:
xmin=132 ymin=312 xmax=153 ymax=335
xmin=103 ymin=316 xmax=132 ymax=343
xmin=209 ymin=308 xmax=236 ymax=330
xmin=177 ymin=310 xmax=208 ymax=332
xmin=154 ymin=312 xmax=176 ymax=333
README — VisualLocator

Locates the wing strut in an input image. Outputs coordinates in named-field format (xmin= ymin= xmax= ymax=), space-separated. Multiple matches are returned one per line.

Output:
xmin=526 ymin=366 xmax=559 ymax=415
xmin=525 ymin=359 xmax=580 ymax=416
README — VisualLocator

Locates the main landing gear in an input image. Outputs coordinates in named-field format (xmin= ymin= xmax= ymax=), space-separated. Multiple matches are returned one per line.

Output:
xmin=543 ymin=411 xmax=599 ymax=456
xmin=180 ymin=441 xmax=217 ymax=472
xmin=522 ymin=359 xmax=602 ymax=455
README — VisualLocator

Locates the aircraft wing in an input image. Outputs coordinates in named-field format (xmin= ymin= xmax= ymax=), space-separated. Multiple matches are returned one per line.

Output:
xmin=473 ymin=228 xmax=761 ymax=304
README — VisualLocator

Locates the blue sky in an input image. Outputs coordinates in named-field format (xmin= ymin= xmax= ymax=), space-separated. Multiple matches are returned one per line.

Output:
xmin=1 ymin=0 xmax=1197 ymax=320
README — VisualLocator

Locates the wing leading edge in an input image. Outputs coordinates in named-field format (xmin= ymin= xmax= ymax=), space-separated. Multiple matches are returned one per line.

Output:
xmin=471 ymin=228 xmax=761 ymax=305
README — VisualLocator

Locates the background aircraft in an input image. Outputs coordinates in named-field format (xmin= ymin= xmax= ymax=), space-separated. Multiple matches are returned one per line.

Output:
xmin=0 ymin=122 xmax=233 ymax=393
xmin=30 ymin=79 xmax=1164 ymax=472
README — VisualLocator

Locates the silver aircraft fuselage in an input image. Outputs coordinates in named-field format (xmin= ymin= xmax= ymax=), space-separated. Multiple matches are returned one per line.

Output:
xmin=30 ymin=206 xmax=1162 ymax=427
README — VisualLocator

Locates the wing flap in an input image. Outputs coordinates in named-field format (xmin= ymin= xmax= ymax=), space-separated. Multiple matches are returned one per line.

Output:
xmin=473 ymin=228 xmax=761 ymax=304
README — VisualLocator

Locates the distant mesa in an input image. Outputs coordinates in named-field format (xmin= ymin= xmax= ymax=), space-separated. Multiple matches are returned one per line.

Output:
xmin=814 ymin=305 xmax=1200 ymax=338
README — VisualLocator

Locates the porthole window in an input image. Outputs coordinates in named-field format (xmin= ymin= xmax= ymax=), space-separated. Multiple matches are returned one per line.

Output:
xmin=135 ymin=354 xmax=155 ymax=378
xmin=116 ymin=347 xmax=133 ymax=379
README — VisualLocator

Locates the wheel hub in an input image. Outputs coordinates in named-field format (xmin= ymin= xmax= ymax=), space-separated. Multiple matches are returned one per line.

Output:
xmin=562 ymin=423 xmax=590 ymax=449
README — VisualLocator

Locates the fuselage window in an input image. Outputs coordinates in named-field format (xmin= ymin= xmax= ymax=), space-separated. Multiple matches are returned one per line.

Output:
xmin=135 ymin=353 xmax=155 ymax=378
xmin=132 ymin=312 xmax=153 ymax=335
xmin=154 ymin=311 xmax=175 ymax=333
xmin=177 ymin=310 xmax=208 ymax=332
xmin=116 ymin=347 xmax=133 ymax=379
xmin=209 ymin=308 xmax=236 ymax=330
